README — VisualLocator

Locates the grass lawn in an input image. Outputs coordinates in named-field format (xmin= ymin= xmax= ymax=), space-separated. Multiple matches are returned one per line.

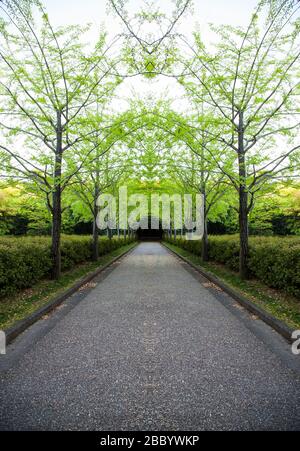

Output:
xmin=0 ymin=243 xmax=136 ymax=330
xmin=164 ymin=242 xmax=300 ymax=330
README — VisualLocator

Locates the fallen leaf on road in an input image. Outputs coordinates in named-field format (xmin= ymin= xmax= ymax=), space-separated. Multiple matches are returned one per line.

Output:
xmin=79 ymin=282 xmax=98 ymax=291
xmin=233 ymin=303 xmax=245 ymax=310
xmin=203 ymin=282 xmax=223 ymax=292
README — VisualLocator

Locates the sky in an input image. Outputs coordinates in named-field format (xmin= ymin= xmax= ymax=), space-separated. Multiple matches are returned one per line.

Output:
xmin=42 ymin=0 xmax=260 ymax=31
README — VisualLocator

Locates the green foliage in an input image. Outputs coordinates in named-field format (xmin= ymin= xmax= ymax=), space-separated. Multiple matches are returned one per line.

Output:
xmin=0 ymin=0 xmax=299 ymax=290
xmin=249 ymin=184 xmax=300 ymax=235
xmin=0 ymin=237 xmax=52 ymax=297
xmin=165 ymin=235 xmax=300 ymax=297
xmin=247 ymin=237 xmax=300 ymax=297
xmin=0 ymin=235 xmax=136 ymax=297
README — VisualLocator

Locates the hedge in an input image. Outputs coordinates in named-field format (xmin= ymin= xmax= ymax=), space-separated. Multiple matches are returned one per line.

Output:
xmin=165 ymin=235 xmax=300 ymax=298
xmin=0 ymin=235 xmax=136 ymax=298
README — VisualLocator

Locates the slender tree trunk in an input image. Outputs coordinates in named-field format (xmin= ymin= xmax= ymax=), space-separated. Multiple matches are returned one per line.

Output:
xmin=92 ymin=168 xmax=100 ymax=261
xmin=92 ymin=190 xmax=100 ymax=262
xmin=239 ymin=186 xmax=249 ymax=279
xmin=200 ymin=177 xmax=209 ymax=261
xmin=51 ymin=180 xmax=62 ymax=279
xmin=238 ymin=112 xmax=249 ymax=279
xmin=51 ymin=112 xmax=63 ymax=280
xmin=202 ymin=214 xmax=209 ymax=261
xmin=92 ymin=215 xmax=99 ymax=261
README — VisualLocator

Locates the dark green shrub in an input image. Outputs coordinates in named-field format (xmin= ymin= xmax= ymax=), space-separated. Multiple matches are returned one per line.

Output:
xmin=61 ymin=236 xmax=92 ymax=271
xmin=164 ymin=235 xmax=300 ymax=298
xmin=0 ymin=238 xmax=51 ymax=296
xmin=0 ymin=235 xmax=136 ymax=298
xmin=248 ymin=238 xmax=300 ymax=297
xmin=208 ymin=235 xmax=240 ymax=271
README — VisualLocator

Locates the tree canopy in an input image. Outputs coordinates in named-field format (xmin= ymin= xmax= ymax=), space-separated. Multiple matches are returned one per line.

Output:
xmin=0 ymin=0 xmax=299 ymax=279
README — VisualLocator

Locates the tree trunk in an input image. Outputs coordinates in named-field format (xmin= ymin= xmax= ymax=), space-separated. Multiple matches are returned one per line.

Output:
xmin=92 ymin=184 xmax=100 ymax=262
xmin=92 ymin=216 xmax=99 ymax=261
xmin=239 ymin=186 xmax=249 ymax=279
xmin=238 ymin=112 xmax=249 ymax=279
xmin=51 ymin=183 xmax=62 ymax=279
xmin=92 ymin=157 xmax=100 ymax=261
xmin=202 ymin=217 xmax=209 ymax=261
xmin=200 ymin=187 xmax=209 ymax=261
xmin=51 ymin=112 xmax=63 ymax=280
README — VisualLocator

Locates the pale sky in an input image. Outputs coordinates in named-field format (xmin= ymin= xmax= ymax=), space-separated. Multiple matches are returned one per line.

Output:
xmin=43 ymin=0 xmax=259 ymax=31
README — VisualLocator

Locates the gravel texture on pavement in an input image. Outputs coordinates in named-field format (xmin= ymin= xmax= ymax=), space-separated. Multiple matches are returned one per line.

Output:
xmin=0 ymin=242 xmax=300 ymax=431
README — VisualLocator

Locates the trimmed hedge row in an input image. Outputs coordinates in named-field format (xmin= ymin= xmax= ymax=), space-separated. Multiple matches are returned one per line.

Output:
xmin=165 ymin=235 xmax=300 ymax=298
xmin=0 ymin=235 xmax=136 ymax=298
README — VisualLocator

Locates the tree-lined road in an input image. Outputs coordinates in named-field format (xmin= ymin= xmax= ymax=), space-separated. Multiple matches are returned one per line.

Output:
xmin=0 ymin=243 xmax=300 ymax=431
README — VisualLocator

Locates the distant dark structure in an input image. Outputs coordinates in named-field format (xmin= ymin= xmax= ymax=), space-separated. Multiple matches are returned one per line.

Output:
xmin=137 ymin=217 xmax=163 ymax=241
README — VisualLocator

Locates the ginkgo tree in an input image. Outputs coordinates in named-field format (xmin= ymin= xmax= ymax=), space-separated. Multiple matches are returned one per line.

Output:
xmin=0 ymin=0 xmax=123 ymax=278
xmin=68 ymin=112 xmax=140 ymax=261
xmin=0 ymin=0 xmax=299 ymax=286
xmin=137 ymin=101 xmax=234 ymax=259
xmin=165 ymin=147 xmax=231 ymax=260
xmin=108 ymin=0 xmax=190 ymax=79
xmin=178 ymin=0 xmax=300 ymax=278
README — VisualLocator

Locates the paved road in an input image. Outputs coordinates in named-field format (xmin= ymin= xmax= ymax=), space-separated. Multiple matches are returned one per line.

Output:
xmin=1 ymin=243 xmax=300 ymax=431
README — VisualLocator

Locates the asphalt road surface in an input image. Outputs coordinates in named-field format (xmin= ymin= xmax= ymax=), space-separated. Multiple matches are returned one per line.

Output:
xmin=1 ymin=242 xmax=300 ymax=431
